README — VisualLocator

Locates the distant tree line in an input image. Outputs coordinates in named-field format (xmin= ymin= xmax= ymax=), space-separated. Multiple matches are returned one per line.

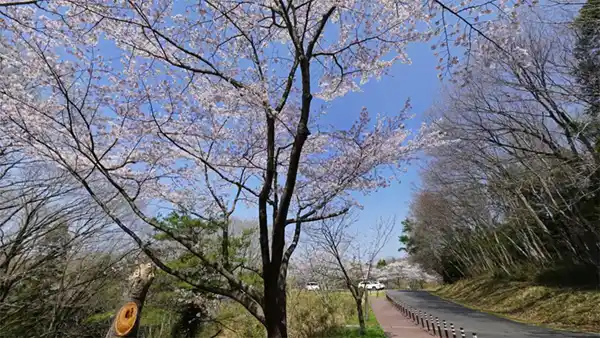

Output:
xmin=401 ymin=0 xmax=600 ymax=287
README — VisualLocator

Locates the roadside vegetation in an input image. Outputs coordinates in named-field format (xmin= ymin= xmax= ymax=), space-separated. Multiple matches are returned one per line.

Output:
xmin=398 ymin=0 xmax=600 ymax=332
xmin=433 ymin=276 xmax=600 ymax=333
xmin=84 ymin=288 xmax=386 ymax=338
xmin=401 ymin=0 xmax=600 ymax=289
xmin=189 ymin=291 xmax=385 ymax=338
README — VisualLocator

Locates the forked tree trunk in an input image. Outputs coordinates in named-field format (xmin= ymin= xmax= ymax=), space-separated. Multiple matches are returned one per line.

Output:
xmin=105 ymin=263 xmax=155 ymax=338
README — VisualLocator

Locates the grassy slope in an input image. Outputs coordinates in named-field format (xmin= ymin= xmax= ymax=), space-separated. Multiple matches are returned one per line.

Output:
xmin=432 ymin=276 xmax=600 ymax=333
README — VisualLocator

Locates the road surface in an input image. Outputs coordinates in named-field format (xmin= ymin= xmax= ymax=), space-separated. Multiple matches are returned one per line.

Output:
xmin=386 ymin=291 xmax=599 ymax=338
xmin=388 ymin=291 xmax=600 ymax=338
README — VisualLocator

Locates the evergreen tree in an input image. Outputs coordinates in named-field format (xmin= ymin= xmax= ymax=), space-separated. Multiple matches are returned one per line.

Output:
xmin=398 ymin=218 xmax=417 ymax=255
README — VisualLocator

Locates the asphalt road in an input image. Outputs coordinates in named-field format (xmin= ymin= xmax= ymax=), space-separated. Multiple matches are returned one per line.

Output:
xmin=386 ymin=290 xmax=600 ymax=338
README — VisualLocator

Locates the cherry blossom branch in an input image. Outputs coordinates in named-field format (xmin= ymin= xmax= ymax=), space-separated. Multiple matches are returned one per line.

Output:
xmin=434 ymin=0 xmax=506 ymax=52
xmin=285 ymin=207 xmax=350 ymax=225
xmin=0 ymin=1 xmax=37 ymax=7
xmin=5 ymin=50 xmax=267 ymax=322
xmin=204 ymin=0 xmax=266 ymax=82
xmin=258 ymin=114 xmax=275 ymax=270
xmin=145 ymin=91 xmax=265 ymax=202
xmin=279 ymin=209 xmax=302 ymax=283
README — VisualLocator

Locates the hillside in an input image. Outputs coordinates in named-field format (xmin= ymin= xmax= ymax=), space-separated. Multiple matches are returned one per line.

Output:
xmin=432 ymin=276 xmax=600 ymax=333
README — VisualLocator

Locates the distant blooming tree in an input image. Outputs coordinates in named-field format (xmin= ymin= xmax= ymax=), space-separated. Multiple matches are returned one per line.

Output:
xmin=0 ymin=0 xmax=527 ymax=336
xmin=308 ymin=214 xmax=395 ymax=335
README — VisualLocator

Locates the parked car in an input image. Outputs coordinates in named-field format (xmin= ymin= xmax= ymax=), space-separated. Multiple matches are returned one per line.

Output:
xmin=305 ymin=282 xmax=320 ymax=291
xmin=358 ymin=281 xmax=385 ymax=290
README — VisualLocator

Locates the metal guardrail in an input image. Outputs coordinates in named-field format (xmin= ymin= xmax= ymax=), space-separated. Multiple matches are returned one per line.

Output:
xmin=385 ymin=293 xmax=479 ymax=338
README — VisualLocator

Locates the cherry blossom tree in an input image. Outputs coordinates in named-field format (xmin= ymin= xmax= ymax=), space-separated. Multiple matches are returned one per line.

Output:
xmin=0 ymin=0 xmax=527 ymax=336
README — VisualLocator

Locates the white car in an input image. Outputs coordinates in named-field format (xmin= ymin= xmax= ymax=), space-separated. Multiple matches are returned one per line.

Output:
xmin=358 ymin=281 xmax=385 ymax=290
xmin=305 ymin=282 xmax=320 ymax=291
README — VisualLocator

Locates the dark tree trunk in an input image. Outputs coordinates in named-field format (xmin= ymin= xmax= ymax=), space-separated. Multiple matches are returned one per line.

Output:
xmin=355 ymin=298 xmax=366 ymax=336
xmin=264 ymin=267 xmax=288 ymax=338
xmin=264 ymin=303 xmax=287 ymax=338
xmin=364 ymin=290 xmax=369 ymax=321
xmin=257 ymin=10 xmax=337 ymax=338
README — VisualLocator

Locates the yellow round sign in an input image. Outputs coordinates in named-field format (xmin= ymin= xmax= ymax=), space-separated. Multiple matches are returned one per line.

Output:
xmin=114 ymin=302 xmax=138 ymax=336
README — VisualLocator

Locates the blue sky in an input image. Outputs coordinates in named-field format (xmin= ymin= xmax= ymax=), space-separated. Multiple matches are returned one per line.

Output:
xmin=324 ymin=42 xmax=440 ymax=258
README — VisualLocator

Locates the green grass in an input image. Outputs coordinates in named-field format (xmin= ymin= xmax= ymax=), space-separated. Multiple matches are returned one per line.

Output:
xmin=328 ymin=325 xmax=386 ymax=338
xmin=330 ymin=298 xmax=386 ymax=338
xmin=433 ymin=275 xmax=600 ymax=333
xmin=328 ymin=315 xmax=386 ymax=337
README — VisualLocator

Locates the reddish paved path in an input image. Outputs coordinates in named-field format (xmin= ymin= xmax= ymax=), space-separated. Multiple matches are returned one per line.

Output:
xmin=371 ymin=298 xmax=432 ymax=338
